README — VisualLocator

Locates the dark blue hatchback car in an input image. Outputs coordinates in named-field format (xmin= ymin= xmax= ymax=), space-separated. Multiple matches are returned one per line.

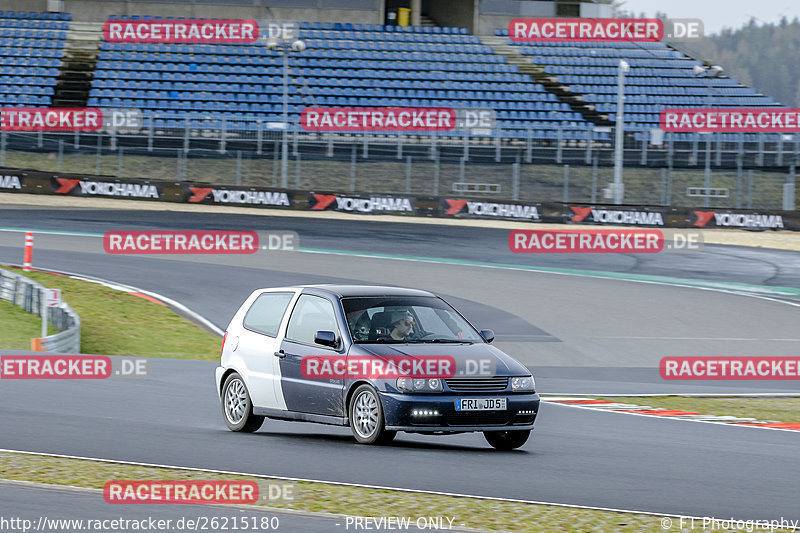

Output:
xmin=217 ymin=285 xmax=540 ymax=450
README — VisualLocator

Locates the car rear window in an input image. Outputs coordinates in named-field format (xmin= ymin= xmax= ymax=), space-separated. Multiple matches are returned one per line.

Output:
xmin=242 ymin=292 xmax=294 ymax=337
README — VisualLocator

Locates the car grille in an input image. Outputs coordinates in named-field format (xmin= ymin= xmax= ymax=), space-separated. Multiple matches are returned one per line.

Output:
xmin=445 ymin=377 xmax=508 ymax=392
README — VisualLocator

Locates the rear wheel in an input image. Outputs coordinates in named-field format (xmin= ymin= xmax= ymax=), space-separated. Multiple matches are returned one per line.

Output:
xmin=221 ymin=372 xmax=264 ymax=432
xmin=349 ymin=385 xmax=395 ymax=444
xmin=483 ymin=430 xmax=530 ymax=450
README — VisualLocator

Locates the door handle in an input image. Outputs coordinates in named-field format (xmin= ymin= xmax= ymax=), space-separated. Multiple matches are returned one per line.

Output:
xmin=274 ymin=350 xmax=286 ymax=358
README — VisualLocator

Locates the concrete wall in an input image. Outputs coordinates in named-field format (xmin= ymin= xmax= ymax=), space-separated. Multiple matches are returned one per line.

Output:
xmin=426 ymin=0 xmax=477 ymax=32
xmin=477 ymin=14 xmax=516 ymax=35
xmin=2 ymin=0 xmax=49 ymax=12
xmin=475 ymin=1 xmax=612 ymax=36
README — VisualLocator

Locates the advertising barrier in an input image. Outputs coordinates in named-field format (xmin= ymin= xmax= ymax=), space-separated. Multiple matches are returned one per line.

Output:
xmin=53 ymin=177 xmax=161 ymax=199
xmin=441 ymin=198 xmax=542 ymax=221
xmin=1 ymin=167 xmax=798 ymax=231
xmin=567 ymin=205 xmax=670 ymax=226
xmin=0 ymin=173 xmax=22 ymax=192
xmin=308 ymin=192 xmax=415 ymax=214
xmin=186 ymin=185 xmax=292 ymax=207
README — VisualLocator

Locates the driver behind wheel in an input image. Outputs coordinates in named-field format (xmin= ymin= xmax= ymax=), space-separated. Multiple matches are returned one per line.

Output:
xmin=384 ymin=310 xmax=414 ymax=341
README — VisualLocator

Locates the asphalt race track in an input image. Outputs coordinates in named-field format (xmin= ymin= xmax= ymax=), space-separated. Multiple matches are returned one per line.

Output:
xmin=1 ymin=204 xmax=800 ymax=523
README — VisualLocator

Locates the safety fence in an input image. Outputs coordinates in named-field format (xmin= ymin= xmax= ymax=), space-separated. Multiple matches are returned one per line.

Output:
xmin=0 ymin=120 xmax=798 ymax=210
xmin=0 ymin=168 xmax=796 ymax=231
xmin=0 ymin=266 xmax=81 ymax=353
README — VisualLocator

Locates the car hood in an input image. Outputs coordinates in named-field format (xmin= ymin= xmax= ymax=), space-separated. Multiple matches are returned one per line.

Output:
xmin=349 ymin=342 xmax=529 ymax=377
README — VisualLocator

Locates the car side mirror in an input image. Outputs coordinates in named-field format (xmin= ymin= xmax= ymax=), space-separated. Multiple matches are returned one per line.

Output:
xmin=314 ymin=330 xmax=338 ymax=348
xmin=480 ymin=329 xmax=495 ymax=344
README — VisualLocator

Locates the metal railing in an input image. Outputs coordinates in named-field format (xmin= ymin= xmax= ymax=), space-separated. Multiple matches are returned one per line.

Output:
xmin=0 ymin=267 xmax=81 ymax=353
xmin=1 ymin=118 xmax=798 ymax=210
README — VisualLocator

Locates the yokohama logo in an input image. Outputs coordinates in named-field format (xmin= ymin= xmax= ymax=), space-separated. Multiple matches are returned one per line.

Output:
xmin=693 ymin=211 xmax=784 ymax=229
xmin=0 ymin=175 xmax=21 ymax=190
xmin=188 ymin=187 xmax=290 ymax=206
xmin=336 ymin=196 xmax=413 ymax=213
xmin=444 ymin=199 xmax=540 ymax=220
xmin=571 ymin=207 xmax=664 ymax=226
xmin=55 ymin=178 xmax=159 ymax=198
xmin=309 ymin=193 xmax=413 ymax=213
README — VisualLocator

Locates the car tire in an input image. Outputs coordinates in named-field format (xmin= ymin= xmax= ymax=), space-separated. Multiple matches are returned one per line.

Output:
xmin=483 ymin=430 xmax=530 ymax=450
xmin=349 ymin=385 xmax=394 ymax=445
xmin=221 ymin=372 xmax=264 ymax=433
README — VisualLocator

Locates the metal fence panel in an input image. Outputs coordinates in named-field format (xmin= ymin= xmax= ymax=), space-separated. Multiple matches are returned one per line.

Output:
xmin=0 ymin=267 xmax=81 ymax=354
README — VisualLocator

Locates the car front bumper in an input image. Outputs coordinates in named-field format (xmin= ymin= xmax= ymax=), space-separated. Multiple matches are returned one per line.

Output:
xmin=380 ymin=391 xmax=539 ymax=432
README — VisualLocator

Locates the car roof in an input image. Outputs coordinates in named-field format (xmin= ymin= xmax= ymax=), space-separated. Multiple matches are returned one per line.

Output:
xmin=270 ymin=284 xmax=436 ymax=298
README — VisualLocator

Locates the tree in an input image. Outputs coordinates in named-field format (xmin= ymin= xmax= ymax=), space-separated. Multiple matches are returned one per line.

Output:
xmin=687 ymin=20 xmax=800 ymax=106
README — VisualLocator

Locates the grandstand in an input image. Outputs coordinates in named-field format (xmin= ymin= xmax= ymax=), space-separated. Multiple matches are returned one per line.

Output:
xmin=0 ymin=3 xmax=795 ymax=210
xmin=0 ymin=10 xmax=70 ymax=107
xmin=492 ymin=29 xmax=782 ymax=141
xmin=0 ymin=7 xmax=785 ymax=144
xmin=90 ymin=20 xmax=586 ymax=138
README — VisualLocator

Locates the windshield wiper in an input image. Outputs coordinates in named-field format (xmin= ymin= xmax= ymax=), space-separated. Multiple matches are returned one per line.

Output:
xmin=411 ymin=339 xmax=474 ymax=344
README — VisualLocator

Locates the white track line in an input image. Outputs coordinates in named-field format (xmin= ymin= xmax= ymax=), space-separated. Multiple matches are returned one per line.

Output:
xmin=542 ymin=393 xmax=800 ymax=397
xmin=4 ymin=227 xmax=800 ymax=308
xmin=543 ymin=401 xmax=800 ymax=433
xmin=5 ymin=263 xmax=225 ymax=337
xmin=0 ymin=448 xmax=707 ymax=522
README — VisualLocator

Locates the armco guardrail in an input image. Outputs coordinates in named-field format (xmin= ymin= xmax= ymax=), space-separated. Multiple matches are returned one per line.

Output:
xmin=0 ymin=267 xmax=81 ymax=353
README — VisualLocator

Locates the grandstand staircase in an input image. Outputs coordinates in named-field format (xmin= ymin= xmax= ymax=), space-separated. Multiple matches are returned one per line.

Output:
xmin=52 ymin=22 xmax=102 ymax=107
xmin=418 ymin=15 xmax=438 ymax=27
xmin=480 ymin=35 xmax=613 ymax=127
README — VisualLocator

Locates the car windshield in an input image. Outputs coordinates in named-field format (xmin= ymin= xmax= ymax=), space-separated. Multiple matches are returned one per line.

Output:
xmin=342 ymin=296 xmax=483 ymax=343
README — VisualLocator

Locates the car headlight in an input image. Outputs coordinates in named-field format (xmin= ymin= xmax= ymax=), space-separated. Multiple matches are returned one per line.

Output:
xmin=397 ymin=377 xmax=443 ymax=393
xmin=511 ymin=376 xmax=535 ymax=392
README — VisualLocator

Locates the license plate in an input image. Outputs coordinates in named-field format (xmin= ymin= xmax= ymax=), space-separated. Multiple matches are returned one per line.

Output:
xmin=455 ymin=398 xmax=507 ymax=411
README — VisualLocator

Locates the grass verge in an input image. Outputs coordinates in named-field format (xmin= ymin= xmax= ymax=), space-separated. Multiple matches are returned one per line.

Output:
xmin=588 ymin=396 xmax=800 ymax=424
xmin=0 ymin=451 xmax=695 ymax=533
xmin=1 ymin=265 xmax=221 ymax=359
xmin=0 ymin=298 xmax=56 ymax=350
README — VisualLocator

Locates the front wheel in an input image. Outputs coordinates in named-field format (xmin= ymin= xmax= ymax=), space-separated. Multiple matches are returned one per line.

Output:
xmin=349 ymin=385 xmax=395 ymax=444
xmin=484 ymin=430 xmax=530 ymax=450
xmin=221 ymin=372 xmax=264 ymax=432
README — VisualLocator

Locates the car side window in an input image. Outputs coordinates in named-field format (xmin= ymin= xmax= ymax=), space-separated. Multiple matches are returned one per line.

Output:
xmin=242 ymin=292 xmax=294 ymax=338
xmin=285 ymin=294 xmax=339 ymax=346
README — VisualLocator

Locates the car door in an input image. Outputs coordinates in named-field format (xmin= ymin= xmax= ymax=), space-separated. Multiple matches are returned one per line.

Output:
xmin=278 ymin=293 xmax=345 ymax=417
xmin=237 ymin=290 xmax=296 ymax=411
